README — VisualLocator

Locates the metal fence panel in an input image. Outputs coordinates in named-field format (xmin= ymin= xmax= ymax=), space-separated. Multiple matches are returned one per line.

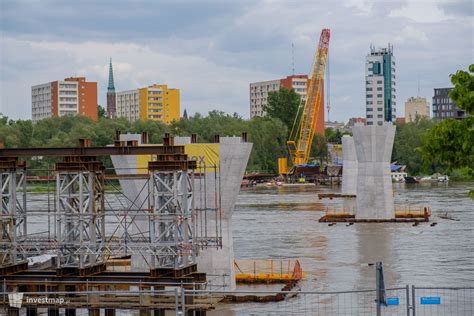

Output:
xmin=192 ymin=287 xmax=409 ymax=316
xmin=412 ymin=287 xmax=474 ymax=316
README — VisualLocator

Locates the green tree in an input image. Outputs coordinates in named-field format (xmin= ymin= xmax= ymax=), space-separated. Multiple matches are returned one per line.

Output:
xmin=419 ymin=64 xmax=474 ymax=197
xmin=325 ymin=128 xmax=344 ymax=144
xmin=265 ymin=88 xmax=302 ymax=135
xmin=98 ymin=105 xmax=107 ymax=119
xmin=310 ymin=134 xmax=329 ymax=165
xmin=449 ymin=64 xmax=474 ymax=115
xmin=392 ymin=118 xmax=436 ymax=175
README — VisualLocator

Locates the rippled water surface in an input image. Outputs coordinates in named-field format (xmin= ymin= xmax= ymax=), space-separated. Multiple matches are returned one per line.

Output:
xmin=233 ymin=182 xmax=474 ymax=290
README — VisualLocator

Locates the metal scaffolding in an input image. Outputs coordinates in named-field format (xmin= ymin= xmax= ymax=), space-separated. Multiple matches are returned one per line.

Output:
xmin=55 ymin=157 xmax=105 ymax=270
xmin=149 ymin=169 xmax=195 ymax=270
xmin=0 ymin=158 xmax=27 ymax=266
xmin=0 ymin=136 xmax=223 ymax=276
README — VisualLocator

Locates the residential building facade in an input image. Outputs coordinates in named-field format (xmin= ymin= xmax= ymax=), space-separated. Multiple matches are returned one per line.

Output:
xmin=346 ymin=117 xmax=367 ymax=127
xmin=249 ymin=79 xmax=281 ymax=118
xmin=365 ymin=45 xmax=396 ymax=125
xmin=405 ymin=97 xmax=430 ymax=122
xmin=432 ymin=88 xmax=466 ymax=120
xmin=31 ymin=77 xmax=98 ymax=122
xmin=107 ymin=58 xmax=116 ymax=118
xmin=250 ymin=74 xmax=324 ymax=134
xmin=116 ymin=84 xmax=180 ymax=123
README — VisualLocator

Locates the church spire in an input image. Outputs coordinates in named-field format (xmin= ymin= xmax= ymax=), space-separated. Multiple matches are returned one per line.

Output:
xmin=107 ymin=57 xmax=115 ymax=93
xmin=107 ymin=57 xmax=117 ymax=118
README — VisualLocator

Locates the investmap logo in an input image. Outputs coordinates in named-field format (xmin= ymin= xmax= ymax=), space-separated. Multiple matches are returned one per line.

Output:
xmin=8 ymin=293 xmax=23 ymax=309
xmin=8 ymin=293 xmax=67 ymax=308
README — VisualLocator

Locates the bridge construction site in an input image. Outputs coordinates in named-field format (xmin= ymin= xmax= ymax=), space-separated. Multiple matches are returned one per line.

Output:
xmin=0 ymin=131 xmax=252 ymax=315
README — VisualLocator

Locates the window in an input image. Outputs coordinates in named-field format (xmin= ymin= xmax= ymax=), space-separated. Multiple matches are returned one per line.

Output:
xmin=377 ymin=94 xmax=383 ymax=98
xmin=366 ymin=101 xmax=373 ymax=105
xmin=377 ymin=101 xmax=383 ymax=105
xmin=367 ymin=122 xmax=373 ymax=125
xmin=377 ymin=87 xmax=382 ymax=91
xmin=377 ymin=80 xmax=383 ymax=84
xmin=366 ymin=87 xmax=373 ymax=91
xmin=367 ymin=94 xmax=373 ymax=98
xmin=367 ymin=114 xmax=373 ymax=118
xmin=377 ymin=114 xmax=383 ymax=118
xmin=377 ymin=107 xmax=383 ymax=111
xmin=367 ymin=108 xmax=373 ymax=111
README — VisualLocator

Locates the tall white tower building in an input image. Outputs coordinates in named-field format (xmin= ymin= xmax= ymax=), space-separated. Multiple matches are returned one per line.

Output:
xmin=365 ymin=45 xmax=396 ymax=125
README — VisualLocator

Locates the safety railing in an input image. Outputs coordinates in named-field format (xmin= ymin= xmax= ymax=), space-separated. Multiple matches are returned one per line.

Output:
xmin=412 ymin=286 xmax=474 ymax=316
xmin=2 ymin=285 xmax=473 ymax=315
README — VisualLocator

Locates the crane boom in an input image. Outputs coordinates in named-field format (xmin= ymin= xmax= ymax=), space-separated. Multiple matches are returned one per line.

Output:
xmin=287 ymin=28 xmax=330 ymax=166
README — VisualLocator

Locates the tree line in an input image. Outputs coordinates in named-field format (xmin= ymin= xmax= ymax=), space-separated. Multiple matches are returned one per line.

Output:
xmin=1 ymin=65 xmax=472 ymax=183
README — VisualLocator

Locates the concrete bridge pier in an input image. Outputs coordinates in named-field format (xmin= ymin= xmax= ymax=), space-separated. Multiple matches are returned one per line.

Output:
xmin=352 ymin=123 xmax=396 ymax=220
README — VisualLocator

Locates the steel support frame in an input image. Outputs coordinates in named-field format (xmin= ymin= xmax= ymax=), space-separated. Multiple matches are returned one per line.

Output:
xmin=149 ymin=170 xmax=196 ymax=270
xmin=56 ymin=170 xmax=105 ymax=269
xmin=0 ymin=168 xmax=27 ymax=266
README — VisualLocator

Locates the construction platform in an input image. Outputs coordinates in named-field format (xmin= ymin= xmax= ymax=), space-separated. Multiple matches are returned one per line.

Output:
xmin=319 ymin=207 xmax=431 ymax=223
xmin=234 ymin=259 xmax=304 ymax=284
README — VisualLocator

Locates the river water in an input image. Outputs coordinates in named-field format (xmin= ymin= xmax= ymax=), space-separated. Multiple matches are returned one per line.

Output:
xmin=19 ymin=182 xmax=474 ymax=314
xmin=233 ymin=182 xmax=474 ymax=290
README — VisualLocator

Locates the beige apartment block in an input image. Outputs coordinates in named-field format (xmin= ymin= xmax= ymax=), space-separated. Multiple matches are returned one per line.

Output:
xmin=405 ymin=97 xmax=430 ymax=122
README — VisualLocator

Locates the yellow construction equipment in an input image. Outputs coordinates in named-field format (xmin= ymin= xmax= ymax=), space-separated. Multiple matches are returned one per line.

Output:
xmin=287 ymin=29 xmax=330 ymax=166
xmin=234 ymin=259 xmax=304 ymax=284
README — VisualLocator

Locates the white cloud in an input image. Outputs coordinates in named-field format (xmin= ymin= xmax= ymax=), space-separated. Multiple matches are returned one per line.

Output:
xmin=0 ymin=0 xmax=471 ymax=122
xmin=0 ymin=37 xmax=275 ymax=119
xmin=389 ymin=0 xmax=451 ymax=23
xmin=394 ymin=26 xmax=429 ymax=44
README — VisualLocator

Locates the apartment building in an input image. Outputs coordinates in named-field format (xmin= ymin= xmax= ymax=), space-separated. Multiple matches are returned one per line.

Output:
xmin=405 ymin=97 xmax=430 ymax=122
xmin=31 ymin=77 xmax=98 ymax=122
xmin=432 ymin=88 xmax=467 ymax=120
xmin=116 ymin=84 xmax=180 ymax=123
xmin=250 ymin=75 xmax=311 ymax=118
xmin=365 ymin=45 xmax=396 ymax=125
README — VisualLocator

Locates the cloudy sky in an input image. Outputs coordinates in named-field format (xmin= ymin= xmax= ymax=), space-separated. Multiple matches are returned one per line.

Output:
xmin=0 ymin=0 xmax=472 ymax=122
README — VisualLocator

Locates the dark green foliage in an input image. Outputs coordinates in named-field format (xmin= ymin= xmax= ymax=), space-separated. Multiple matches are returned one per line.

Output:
xmin=0 ymin=112 xmax=288 ymax=174
xmin=325 ymin=128 xmax=344 ymax=144
xmin=419 ymin=117 xmax=474 ymax=173
xmin=392 ymin=117 xmax=437 ymax=175
xmin=265 ymin=88 xmax=302 ymax=135
xmin=98 ymin=105 xmax=107 ymax=119
xmin=419 ymin=64 xmax=474 ymax=197
xmin=449 ymin=64 xmax=474 ymax=115
xmin=310 ymin=134 xmax=329 ymax=164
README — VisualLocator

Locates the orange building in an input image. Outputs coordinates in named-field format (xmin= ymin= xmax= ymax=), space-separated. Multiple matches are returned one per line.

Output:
xmin=32 ymin=77 xmax=98 ymax=122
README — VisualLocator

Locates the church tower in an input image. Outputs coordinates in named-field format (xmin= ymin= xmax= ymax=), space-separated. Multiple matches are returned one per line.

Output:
xmin=107 ymin=58 xmax=116 ymax=118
